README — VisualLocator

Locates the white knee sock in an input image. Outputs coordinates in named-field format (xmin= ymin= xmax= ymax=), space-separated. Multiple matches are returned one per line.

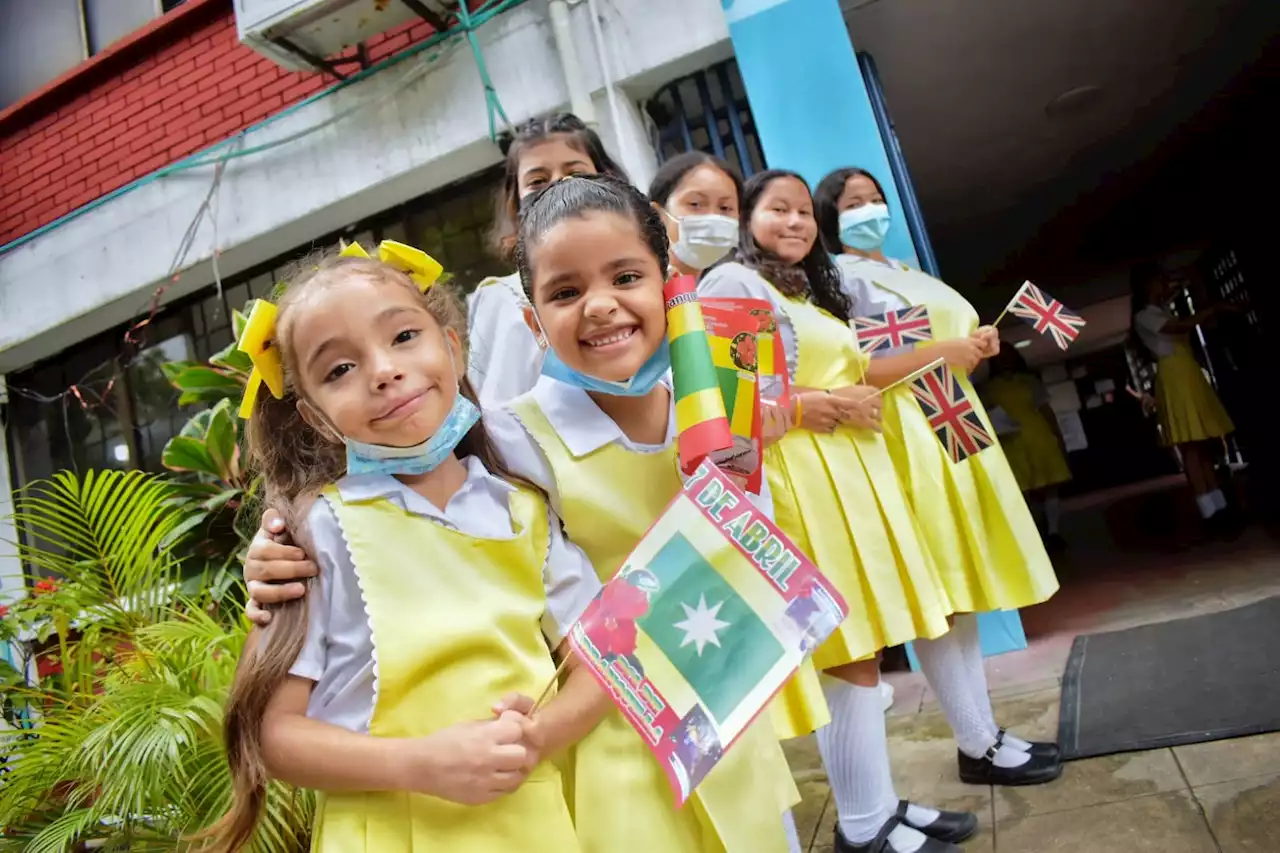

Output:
xmin=1196 ymin=493 xmax=1218 ymax=518
xmin=817 ymin=678 xmax=930 ymax=852
xmin=914 ymin=626 xmax=1030 ymax=768
xmin=782 ymin=809 xmax=802 ymax=853
xmin=1043 ymin=491 xmax=1062 ymax=535
xmin=953 ymin=613 xmax=1036 ymax=755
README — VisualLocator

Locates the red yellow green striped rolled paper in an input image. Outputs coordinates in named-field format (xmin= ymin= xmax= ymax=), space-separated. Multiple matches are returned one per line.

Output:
xmin=664 ymin=274 xmax=734 ymax=475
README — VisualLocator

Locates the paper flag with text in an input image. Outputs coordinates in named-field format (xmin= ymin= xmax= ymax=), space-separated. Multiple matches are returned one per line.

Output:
xmin=567 ymin=461 xmax=847 ymax=805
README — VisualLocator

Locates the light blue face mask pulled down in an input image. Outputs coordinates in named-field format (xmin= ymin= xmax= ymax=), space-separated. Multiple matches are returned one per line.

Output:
xmin=345 ymin=392 xmax=481 ymax=477
xmin=540 ymin=339 xmax=672 ymax=397
xmin=838 ymin=203 xmax=892 ymax=251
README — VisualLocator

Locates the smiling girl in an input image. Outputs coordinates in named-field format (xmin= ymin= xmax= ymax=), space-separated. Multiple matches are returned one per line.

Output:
xmin=207 ymin=246 xmax=609 ymax=852
xmin=699 ymin=170 xmax=975 ymax=853
xmin=485 ymin=174 xmax=802 ymax=852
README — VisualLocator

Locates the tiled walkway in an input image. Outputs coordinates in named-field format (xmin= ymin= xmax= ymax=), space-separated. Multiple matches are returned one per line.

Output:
xmin=788 ymin=484 xmax=1280 ymax=852
xmin=788 ymin=692 xmax=1280 ymax=852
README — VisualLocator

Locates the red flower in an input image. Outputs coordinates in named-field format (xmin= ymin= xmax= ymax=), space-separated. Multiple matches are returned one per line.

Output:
xmin=580 ymin=581 xmax=650 ymax=659
xmin=33 ymin=579 xmax=58 ymax=596
xmin=0 ymin=604 xmax=8 ymax=619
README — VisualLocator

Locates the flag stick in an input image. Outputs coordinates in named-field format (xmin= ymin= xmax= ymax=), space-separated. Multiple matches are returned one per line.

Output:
xmin=990 ymin=295 xmax=1018 ymax=329
xmin=865 ymin=357 xmax=946 ymax=400
xmin=530 ymin=652 xmax=573 ymax=716
xmin=990 ymin=282 xmax=1031 ymax=328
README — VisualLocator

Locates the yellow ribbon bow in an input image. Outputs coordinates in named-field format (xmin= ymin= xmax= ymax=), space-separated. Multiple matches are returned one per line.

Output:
xmin=237 ymin=299 xmax=285 ymax=419
xmin=340 ymin=239 xmax=444 ymax=292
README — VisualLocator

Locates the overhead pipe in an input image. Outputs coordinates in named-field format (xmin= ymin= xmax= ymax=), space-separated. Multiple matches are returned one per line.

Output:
xmin=548 ymin=0 xmax=597 ymax=127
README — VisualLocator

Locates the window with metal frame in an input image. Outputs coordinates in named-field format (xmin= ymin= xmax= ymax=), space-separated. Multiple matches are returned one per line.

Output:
xmin=645 ymin=60 xmax=765 ymax=179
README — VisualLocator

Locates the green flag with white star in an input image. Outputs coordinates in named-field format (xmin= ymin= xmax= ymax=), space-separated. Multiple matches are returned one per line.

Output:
xmin=638 ymin=533 xmax=785 ymax=724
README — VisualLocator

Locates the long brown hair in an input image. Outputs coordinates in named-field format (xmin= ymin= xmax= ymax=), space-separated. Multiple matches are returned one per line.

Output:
xmin=489 ymin=112 xmax=627 ymax=262
xmin=205 ymin=249 xmax=519 ymax=851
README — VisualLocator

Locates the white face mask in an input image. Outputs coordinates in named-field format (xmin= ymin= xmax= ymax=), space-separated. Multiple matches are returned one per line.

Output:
xmin=667 ymin=212 xmax=740 ymax=271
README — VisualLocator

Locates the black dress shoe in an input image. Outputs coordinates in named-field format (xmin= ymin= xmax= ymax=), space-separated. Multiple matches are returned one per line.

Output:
xmin=997 ymin=728 xmax=1061 ymax=761
xmin=896 ymin=799 xmax=978 ymax=843
xmin=834 ymin=817 xmax=963 ymax=853
xmin=958 ymin=744 xmax=1063 ymax=786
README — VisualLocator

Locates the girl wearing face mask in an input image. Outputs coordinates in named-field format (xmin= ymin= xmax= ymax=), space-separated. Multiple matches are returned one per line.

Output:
xmin=487 ymin=174 xmax=802 ymax=853
xmin=700 ymin=170 xmax=976 ymax=853
xmin=814 ymin=167 xmax=1063 ymax=790
xmin=467 ymin=113 xmax=627 ymax=409
xmin=648 ymin=151 xmax=831 ymax=765
xmin=208 ymin=244 xmax=609 ymax=852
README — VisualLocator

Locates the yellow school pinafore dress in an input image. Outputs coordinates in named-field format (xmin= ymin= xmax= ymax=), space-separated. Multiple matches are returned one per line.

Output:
xmin=310 ymin=485 xmax=580 ymax=853
xmin=983 ymin=373 xmax=1072 ymax=493
xmin=760 ymin=285 xmax=953 ymax=670
xmin=1154 ymin=340 xmax=1235 ymax=446
xmin=856 ymin=263 xmax=1059 ymax=613
xmin=512 ymin=396 xmax=800 ymax=853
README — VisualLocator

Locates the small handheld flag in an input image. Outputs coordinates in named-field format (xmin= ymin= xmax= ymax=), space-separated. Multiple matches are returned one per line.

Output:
xmin=568 ymin=462 xmax=847 ymax=805
xmin=665 ymin=275 xmax=735 ymax=475
xmin=999 ymin=281 xmax=1085 ymax=350
xmin=910 ymin=362 xmax=995 ymax=463
xmin=701 ymin=300 xmax=766 ymax=494
xmin=851 ymin=305 xmax=933 ymax=354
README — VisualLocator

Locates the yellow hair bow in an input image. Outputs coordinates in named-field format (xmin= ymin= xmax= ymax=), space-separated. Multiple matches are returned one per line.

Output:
xmin=237 ymin=299 xmax=284 ymax=419
xmin=340 ymin=239 xmax=444 ymax=292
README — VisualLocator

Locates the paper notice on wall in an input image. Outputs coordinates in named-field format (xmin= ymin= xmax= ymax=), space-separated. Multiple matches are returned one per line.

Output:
xmin=1046 ymin=380 xmax=1082 ymax=412
xmin=1055 ymin=410 xmax=1088 ymax=452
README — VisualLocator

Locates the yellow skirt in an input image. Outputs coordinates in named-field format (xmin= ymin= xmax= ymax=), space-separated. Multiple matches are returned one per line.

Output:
xmin=766 ymin=425 xmax=954 ymax=673
xmin=570 ymin=709 xmax=795 ymax=853
xmin=1156 ymin=343 xmax=1234 ymax=446
xmin=881 ymin=384 xmax=1059 ymax=614
xmin=770 ymin=658 xmax=830 ymax=740
xmin=1000 ymin=417 xmax=1071 ymax=493
xmin=313 ymin=766 xmax=579 ymax=852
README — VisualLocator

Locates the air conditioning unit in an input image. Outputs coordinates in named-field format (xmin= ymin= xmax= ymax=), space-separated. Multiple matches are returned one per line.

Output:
xmin=235 ymin=0 xmax=458 ymax=73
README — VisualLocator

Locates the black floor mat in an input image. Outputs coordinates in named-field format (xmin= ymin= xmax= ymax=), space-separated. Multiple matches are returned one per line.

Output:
xmin=1058 ymin=595 xmax=1280 ymax=760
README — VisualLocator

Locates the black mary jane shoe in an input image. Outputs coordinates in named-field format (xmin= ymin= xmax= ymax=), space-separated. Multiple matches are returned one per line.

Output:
xmin=895 ymin=799 xmax=978 ymax=844
xmin=958 ymin=743 xmax=1063 ymax=786
xmin=834 ymin=816 xmax=963 ymax=853
xmin=997 ymin=727 xmax=1061 ymax=761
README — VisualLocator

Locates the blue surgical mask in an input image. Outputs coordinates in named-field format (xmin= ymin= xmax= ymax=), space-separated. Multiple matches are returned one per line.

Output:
xmin=345 ymin=391 xmax=481 ymax=477
xmin=540 ymin=340 xmax=672 ymax=397
xmin=838 ymin=203 xmax=891 ymax=251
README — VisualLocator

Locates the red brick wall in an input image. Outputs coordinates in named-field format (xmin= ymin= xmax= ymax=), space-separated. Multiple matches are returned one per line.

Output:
xmin=0 ymin=0 xmax=448 ymax=247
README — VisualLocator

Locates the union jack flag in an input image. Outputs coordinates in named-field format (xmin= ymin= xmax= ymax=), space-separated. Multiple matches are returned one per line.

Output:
xmin=852 ymin=305 xmax=933 ymax=354
xmin=910 ymin=363 xmax=994 ymax=463
xmin=1007 ymin=281 xmax=1085 ymax=350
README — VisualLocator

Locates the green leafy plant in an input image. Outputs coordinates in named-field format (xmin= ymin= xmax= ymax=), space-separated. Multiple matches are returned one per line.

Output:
xmin=0 ymin=470 xmax=311 ymax=851
xmin=159 ymin=309 xmax=261 ymax=599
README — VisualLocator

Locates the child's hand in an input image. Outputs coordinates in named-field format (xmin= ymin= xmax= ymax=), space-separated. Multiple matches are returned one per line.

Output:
xmin=831 ymin=385 xmax=883 ymax=431
xmin=795 ymin=391 xmax=854 ymax=433
xmin=938 ymin=338 xmax=985 ymax=373
xmin=492 ymin=693 xmax=546 ymax=771
xmin=414 ymin=716 xmax=533 ymax=805
xmin=244 ymin=509 xmax=316 ymax=626
xmin=972 ymin=326 xmax=1001 ymax=358
xmin=761 ymin=400 xmax=792 ymax=448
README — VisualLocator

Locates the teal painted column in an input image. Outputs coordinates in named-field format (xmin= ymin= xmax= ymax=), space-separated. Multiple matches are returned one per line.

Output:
xmin=722 ymin=0 xmax=1028 ymax=661
xmin=721 ymin=0 xmax=919 ymax=267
